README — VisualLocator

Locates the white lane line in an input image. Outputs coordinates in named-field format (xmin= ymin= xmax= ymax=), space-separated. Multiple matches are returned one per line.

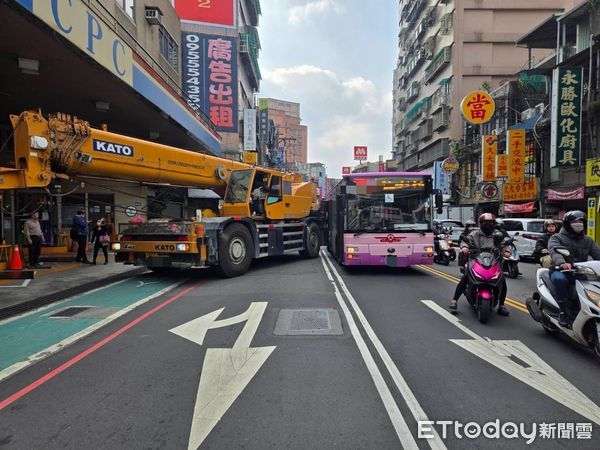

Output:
xmin=0 ymin=280 xmax=186 ymax=384
xmin=321 ymin=251 xmax=446 ymax=450
xmin=320 ymin=254 xmax=419 ymax=450
xmin=0 ymin=279 xmax=32 ymax=288
xmin=422 ymin=300 xmax=600 ymax=426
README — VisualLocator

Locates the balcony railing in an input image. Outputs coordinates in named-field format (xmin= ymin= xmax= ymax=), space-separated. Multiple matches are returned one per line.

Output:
xmin=407 ymin=81 xmax=421 ymax=102
xmin=239 ymin=31 xmax=262 ymax=89
xmin=425 ymin=46 xmax=451 ymax=84
xmin=432 ymin=106 xmax=450 ymax=131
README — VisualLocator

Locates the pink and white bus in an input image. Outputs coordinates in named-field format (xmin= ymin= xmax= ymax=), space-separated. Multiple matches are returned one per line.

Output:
xmin=325 ymin=172 xmax=439 ymax=267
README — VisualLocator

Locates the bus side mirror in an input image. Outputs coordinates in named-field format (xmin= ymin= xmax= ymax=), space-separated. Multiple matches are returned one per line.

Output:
xmin=435 ymin=191 xmax=443 ymax=214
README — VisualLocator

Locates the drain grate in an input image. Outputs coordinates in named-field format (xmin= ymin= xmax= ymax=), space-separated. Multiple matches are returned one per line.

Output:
xmin=49 ymin=307 xmax=92 ymax=318
xmin=274 ymin=309 xmax=343 ymax=336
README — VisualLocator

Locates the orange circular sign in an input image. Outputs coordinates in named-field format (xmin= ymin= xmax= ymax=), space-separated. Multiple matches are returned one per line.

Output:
xmin=442 ymin=156 xmax=459 ymax=174
xmin=460 ymin=90 xmax=495 ymax=124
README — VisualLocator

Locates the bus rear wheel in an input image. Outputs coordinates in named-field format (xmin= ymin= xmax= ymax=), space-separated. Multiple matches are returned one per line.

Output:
xmin=299 ymin=222 xmax=321 ymax=259
xmin=217 ymin=223 xmax=253 ymax=278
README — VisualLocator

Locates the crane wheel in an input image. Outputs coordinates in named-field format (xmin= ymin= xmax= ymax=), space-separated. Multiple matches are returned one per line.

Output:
xmin=299 ymin=222 xmax=321 ymax=259
xmin=217 ymin=223 xmax=253 ymax=277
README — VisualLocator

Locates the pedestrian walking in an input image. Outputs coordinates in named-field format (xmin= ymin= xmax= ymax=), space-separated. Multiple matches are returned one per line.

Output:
xmin=24 ymin=211 xmax=44 ymax=268
xmin=72 ymin=210 xmax=90 ymax=263
xmin=91 ymin=218 xmax=112 ymax=265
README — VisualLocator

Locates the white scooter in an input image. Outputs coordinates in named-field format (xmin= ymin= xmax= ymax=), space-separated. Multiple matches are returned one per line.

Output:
xmin=526 ymin=248 xmax=600 ymax=363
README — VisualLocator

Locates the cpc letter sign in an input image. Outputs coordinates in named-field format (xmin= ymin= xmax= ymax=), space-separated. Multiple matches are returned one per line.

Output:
xmin=342 ymin=166 xmax=351 ymax=174
xmin=354 ymin=146 xmax=368 ymax=161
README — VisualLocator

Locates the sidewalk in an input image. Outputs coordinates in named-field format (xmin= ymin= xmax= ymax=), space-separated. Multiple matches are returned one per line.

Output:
xmin=0 ymin=252 xmax=145 ymax=319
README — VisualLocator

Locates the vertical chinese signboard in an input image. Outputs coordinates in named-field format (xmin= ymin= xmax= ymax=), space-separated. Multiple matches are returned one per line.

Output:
xmin=496 ymin=154 xmax=508 ymax=177
xmin=174 ymin=0 xmax=236 ymax=28
xmin=243 ymin=109 xmax=256 ymax=151
xmin=587 ymin=198 xmax=597 ymax=241
xmin=354 ymin=146 xmax=368 ymax=161
xmin=507 ymin=129 xmax=525 ymax=184
xmin=433 ymin=161 xmax=451 ymax=195
xmin=482 ymin=135 xmax=497 ymax=182
xmin=182 ymin=33 xmax=238 ymax=133
xmin=551 ymin=67 xmax=582 ymax=167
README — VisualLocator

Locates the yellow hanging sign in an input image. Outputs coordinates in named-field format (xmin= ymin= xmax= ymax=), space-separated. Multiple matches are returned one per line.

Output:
xmin=508 ymin=129 xmax=525 ymax=184
xmin=482 ymin=135 xmax=497 ymax=182
xmin=496 ymin=154 xmax=508 ymax=177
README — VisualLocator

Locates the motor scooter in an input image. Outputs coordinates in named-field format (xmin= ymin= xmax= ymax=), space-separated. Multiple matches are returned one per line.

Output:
xmin=501 ymin=237 xmax=520 ymax=279
xmin=526 ymin=248 xmax=600 ymax=363
xmin=464 ymin=248 xmax=505 ymax=324
xmin=434 ymin=233 xmax=453 ymax=265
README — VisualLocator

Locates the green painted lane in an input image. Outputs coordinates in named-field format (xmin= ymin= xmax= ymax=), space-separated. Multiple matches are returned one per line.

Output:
xmin=0 ymin=276 xmax=179 ymax=374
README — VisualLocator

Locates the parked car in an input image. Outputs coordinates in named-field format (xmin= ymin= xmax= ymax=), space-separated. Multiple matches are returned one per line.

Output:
xmin=496 ymin=218 xmax=561 ymax=258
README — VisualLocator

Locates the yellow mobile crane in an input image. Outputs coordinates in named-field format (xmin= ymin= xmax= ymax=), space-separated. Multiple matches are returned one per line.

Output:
xmin=0 ymin=111 xmax=323 ymax=277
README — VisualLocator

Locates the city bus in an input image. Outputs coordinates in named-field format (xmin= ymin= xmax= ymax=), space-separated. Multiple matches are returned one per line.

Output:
xmin=325 ymin=172 xmax=441 ymax=267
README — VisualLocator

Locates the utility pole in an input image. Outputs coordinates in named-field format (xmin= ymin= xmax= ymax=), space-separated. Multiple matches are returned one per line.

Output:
xmin=267 ymin=126 xmax=296 ymax=170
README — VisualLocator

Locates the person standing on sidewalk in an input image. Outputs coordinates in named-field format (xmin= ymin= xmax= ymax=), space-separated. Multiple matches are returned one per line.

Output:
xmin=24 ymin=212 xmax=44 ymax=268
xmin=91 ymin=218 xmax=112 ymax=265
xmin=73 ymin=211 xmax=90 ymax=263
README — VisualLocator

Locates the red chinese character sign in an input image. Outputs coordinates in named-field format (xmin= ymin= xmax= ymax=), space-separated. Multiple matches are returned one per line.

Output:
xmin=482 ymin=135 xmax=497 ymax=182
xmin=354 ymin=146 xmax=368 ymax=161
xmin=460 ymin=90 xmax=495 ymax=124
xmin=174 ymin=0 xmax=236 ymax=28
xmin=507 ymin=129 xmax=525 ymax=184
xmin=182 ymin=33 xmax=238 ymax=132
xmin=551 ymin=67 xmax=582 ymax=167
xmin=342 ymin=166 xmax=351 ymax=175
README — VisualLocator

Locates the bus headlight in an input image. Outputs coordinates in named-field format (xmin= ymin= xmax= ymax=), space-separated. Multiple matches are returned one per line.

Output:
xmin=346 ymin=247 xmax=359 ymax=253
xmin=111 ymin=243 xmax=121 ymax=251
xmin=177 ymin=243 xmax=189 ymax=252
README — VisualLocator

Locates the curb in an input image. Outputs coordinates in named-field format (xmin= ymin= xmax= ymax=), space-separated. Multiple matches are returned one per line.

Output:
xmin=0 ymin=267 xmax=147 ymax=320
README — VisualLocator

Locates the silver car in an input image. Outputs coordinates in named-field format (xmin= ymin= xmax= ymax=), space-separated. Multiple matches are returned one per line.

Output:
xmin=497 ymin=218 xmax=558 ymax=258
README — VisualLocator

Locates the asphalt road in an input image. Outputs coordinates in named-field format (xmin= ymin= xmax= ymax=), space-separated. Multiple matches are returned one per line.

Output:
xmin=0 ymin=252 xmax=599 ymax=449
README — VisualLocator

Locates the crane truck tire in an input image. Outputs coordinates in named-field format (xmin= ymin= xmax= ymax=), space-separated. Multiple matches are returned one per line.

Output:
xmin=299 ymin=222 xmax=321 ymax=259
xmin=217 ymin=223 xmax=254 ymax=277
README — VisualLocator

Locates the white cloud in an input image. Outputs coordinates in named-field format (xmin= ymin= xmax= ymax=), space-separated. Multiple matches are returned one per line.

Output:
xmin=288 ymin=0 xmax=344 ymax=25
xmin=261 ymin=64 xmax=392 ymax=176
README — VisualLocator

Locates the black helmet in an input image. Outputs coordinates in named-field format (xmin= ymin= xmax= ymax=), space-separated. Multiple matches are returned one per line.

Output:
xmin=465 ymin=219 xmax=476 ymax=227
xmin=563 ymin=210 xmax=586 ymax=233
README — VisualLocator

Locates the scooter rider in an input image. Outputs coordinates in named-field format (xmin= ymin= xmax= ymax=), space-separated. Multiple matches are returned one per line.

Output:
xmin=533 ymin=219 xmax=558 ymax=267
xmin=449 ymin=213 xmax=510 ymax=316
xmin=548 ymin=211 xmax=600 ymax=327
xmin=457 ymin=219 xmax=476 ymax=269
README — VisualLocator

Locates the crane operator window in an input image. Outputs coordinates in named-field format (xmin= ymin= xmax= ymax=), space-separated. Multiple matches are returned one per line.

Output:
xmin=225 ymin=170 xmax=253 ymax=203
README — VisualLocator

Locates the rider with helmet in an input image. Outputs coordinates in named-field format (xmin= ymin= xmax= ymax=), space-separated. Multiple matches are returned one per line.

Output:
xmin=548 ymin=211 xmax=600 ymax=327
xmin=533 ymin=219 xmax=558 ymax=267
xmin=449 ymin=213 xmax=510 ymax=316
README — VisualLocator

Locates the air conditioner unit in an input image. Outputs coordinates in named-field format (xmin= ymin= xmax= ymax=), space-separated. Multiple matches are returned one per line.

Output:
xmin=145 ymin=7 xmax=162 ymax=26
xmin=492 ymin=128 xmax=503 ymax=135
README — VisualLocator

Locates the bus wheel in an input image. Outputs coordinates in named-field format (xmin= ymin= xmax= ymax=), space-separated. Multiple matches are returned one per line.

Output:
xmin=299 ymin=223 xmax=321 ymax=259
xmin=217 ymin=223 xmax=253 ymax=278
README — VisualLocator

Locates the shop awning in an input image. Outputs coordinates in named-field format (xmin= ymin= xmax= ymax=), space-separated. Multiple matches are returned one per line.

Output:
xmin=547 ymin=186 xmax=585 ymax=201
xmin=503 ymin=202 xmax=536 ymax=214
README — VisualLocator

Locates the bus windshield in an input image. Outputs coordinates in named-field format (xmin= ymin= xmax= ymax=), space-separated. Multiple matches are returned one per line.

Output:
xmin=345 ymin=176 xmax=431 ymax=233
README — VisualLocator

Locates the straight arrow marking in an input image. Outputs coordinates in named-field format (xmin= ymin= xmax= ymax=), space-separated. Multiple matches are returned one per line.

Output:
xmin=169 ymin=302 xmax=275 ymax=450
xmin=422 ymin=300 xmax=600 ymax=426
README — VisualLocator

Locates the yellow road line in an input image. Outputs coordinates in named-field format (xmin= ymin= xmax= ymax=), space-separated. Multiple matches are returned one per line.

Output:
xmin=416 ymin=264 xmax=529 ymax=314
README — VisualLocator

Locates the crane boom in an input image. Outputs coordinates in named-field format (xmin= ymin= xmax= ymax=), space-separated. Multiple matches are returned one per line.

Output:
xmin=0 ymin=111 xmax=250 ymax=195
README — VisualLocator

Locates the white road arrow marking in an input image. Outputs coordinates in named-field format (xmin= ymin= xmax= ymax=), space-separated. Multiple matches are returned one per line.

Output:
xmin=170 ymin=302 xmax=275 ymax=450
xmin=422 ymin=300 xmax=600 ymax=426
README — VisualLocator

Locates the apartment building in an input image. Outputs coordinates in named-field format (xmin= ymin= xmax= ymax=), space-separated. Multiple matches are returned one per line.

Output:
xmin=393 ymin=0 xmax=576 ymax=173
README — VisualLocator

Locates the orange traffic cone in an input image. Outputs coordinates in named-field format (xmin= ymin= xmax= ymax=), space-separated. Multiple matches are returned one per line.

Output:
xmin=9 ymin=244 xmax=25 ymax=270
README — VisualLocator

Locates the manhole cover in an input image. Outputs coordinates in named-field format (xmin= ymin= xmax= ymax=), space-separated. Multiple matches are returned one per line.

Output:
xmin=49 ymin=307 xmax=92 ymax=318
xmin=289 ymin=310 xmax=330 ymax=331
xmin=274 ymin=309 xmax=343 ymax=336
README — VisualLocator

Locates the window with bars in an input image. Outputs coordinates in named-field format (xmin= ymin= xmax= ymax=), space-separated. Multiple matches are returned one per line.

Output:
xmin=159 ymin=26 xmax=179 ymax=70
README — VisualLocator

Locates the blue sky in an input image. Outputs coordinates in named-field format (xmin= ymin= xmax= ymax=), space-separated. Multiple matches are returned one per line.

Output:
xmin=259 ymin=0 xmax=398 ymax=177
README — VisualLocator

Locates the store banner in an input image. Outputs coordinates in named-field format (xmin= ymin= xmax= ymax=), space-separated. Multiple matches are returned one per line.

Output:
xmin=503 ymin=179 xmax=537 ymax=201
xmin=182 ymin=32 xmax=238 ymax=132
xmin=503 ymin=201 xmax=536 ymax=214
xmin=243 ymin=109 xmax=256 ymax=151
xmin=547 ymin=186 xmax=585 ymax=201
xmin=588 ymin=198 xmax=597 ymax=241
xmin=482 ymin=135 xmax=497 ymax=182
xmin=551 ymin=67 xmax=582 ymax=167
xmin=433 ymin=161 xmax=451 ymax=195
xmin=496 ymin=154 xmax=508 ymax=177
xmin=174 ymin=0 xmax=236 ymax=27
xmin=507 ymin=129 xmax=525 ymax=183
